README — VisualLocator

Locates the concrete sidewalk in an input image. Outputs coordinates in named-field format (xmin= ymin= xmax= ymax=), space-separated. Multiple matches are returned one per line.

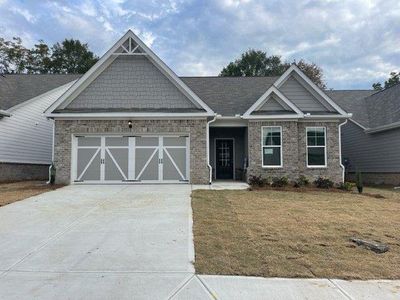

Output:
xmin=172 ymin=275 xmax=400 ymax=300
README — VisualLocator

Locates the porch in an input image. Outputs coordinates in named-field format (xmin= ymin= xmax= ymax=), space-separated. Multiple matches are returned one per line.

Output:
xmin=209 ymin=127 xmax=248 ymax=181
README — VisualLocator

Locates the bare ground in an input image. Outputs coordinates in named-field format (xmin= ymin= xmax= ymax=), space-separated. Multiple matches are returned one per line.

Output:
xmin=0 ymin=181 xmax=63 ymax=207
xmin=191 ymin=187 xmax=400 ymax=279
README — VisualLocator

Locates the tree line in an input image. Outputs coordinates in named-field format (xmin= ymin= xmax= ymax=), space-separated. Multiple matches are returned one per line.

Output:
xmin=1 ymin=36 xmax=397 ymax=91
xmin=0 ymin=37 xmax=98 ymax=74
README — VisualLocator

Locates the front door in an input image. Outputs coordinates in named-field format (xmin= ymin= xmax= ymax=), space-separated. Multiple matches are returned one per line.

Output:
xmin=215 ymin=139 xmax=234 ymax=180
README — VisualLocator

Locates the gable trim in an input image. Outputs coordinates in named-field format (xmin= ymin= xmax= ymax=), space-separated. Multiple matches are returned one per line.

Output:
xmin=243 ymin=86 xmax=304 ymax=118
xmin=275 ymin=64 xmax=349 ymax=116
xmin=45 ymin=30 xmax=214 ymax=116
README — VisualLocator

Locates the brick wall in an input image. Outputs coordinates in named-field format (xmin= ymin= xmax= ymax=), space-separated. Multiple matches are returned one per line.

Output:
xmin=247 ymin=120 xmax=343 ymax=184
xmin=0 ymin=162 xmax=49 ymax=182
xmin=54 ymin=119 xmax=208 ymax=184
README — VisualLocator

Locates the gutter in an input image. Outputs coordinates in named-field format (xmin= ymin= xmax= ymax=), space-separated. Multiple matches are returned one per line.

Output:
xmin=364 ymin=120 xmax=400 ymax=134
xmin=206 ymin=114 xmax=218 ymax=184
xmin=46 ymin=120 xmax=55 ymax=184
xmin=338 ymin=119 xmax=348 ymax=183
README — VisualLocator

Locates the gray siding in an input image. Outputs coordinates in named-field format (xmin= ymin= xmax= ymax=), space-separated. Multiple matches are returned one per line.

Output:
xmin=0 ymin=83 xmax=73 ymax=165
xmin=342 ymin=121 xmax=400 ymax=172
xmin=66 ymin=56 xmax=197 ymax=110
xmin=280 ymin=76 xmax=331 ymax=112
xmin=258 ymin=95 xmax=291 ymax=111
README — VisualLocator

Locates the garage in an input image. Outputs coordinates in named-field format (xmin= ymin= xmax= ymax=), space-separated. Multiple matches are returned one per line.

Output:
xmin=72 ymin=135 xmax=189 ymax=183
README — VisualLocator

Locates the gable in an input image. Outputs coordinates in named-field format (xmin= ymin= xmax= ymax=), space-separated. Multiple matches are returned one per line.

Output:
xmin=280 ymin=75 xmax=335 ymax=112
xmin=62 ymin=55 xmax=198 ymax=112
xmin=47 ymin=30 xmax=214 ymax=116
xmin=257 ymin=94 xmax=292 ymax=112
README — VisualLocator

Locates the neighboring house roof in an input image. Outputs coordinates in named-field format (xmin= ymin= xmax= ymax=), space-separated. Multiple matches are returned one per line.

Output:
xmin=364 ymin=83 xmax=400 ymax=129
xmin=327 ymin=85 xmax=400 ymax=132
xmin=326 ymin=90 xmax=376 ymax=128
xmin=0 ymin=74 xmax=81 ymax=110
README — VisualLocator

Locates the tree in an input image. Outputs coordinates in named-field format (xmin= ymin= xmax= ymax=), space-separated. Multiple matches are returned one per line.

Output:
xmin=50 ymin=39 xmax=98 ymax=74
xmin=220 ymin=49 xmax=326 ymax=88
xmin=295 ymin=59 xmax=326 ymax=89
xmin=372 ymin=71 xmax=400 ymax=90
xmin=26 ymin=40 xmax=52 ymax=74
xmin=0 ymin=37 xmax=29 ymax=74
xmin=220 ymin=49 xmax=289 ymax=77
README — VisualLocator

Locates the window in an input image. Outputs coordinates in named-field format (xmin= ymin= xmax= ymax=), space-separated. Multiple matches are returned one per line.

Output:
xmin=306 ymin=127 xmax=326 ymax=167
xmin=262 ymin=126 xmax=282 ymax=167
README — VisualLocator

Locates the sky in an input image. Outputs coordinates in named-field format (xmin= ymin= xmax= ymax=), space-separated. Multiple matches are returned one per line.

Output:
xmin=0 ymin=0 xmax=399 ymax=89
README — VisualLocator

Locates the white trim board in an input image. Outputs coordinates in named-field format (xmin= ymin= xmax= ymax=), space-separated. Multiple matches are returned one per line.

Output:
xmin=243 ymin=86 xmax=303 ymax=118
xmin=45 ymin=30 xmax=214 ymax=116
xmin=274 ymin=64 xmax=349 ymax=116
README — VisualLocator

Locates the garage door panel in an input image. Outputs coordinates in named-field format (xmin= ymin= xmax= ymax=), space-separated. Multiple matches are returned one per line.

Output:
xmin=163 ymin=148 xmax=186 ymax=181
xmin=78 ymin=137 xmax=101 ymax=147
xmin=78 ymin=149 xmax=101 ymax=181
xmin=136 ymin=137 xmax=158 ymax=147
xmin=105 ymin=137 xmax=128 ymax=147
xmin=136 ymin=149 xmax=159 ymax=180
xmin=163 ymin=137 xmax=186 ymax=147
xmin=105 ymin=149 xmax=128 ymax=181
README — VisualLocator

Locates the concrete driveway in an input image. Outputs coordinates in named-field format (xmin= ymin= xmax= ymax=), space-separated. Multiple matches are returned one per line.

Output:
xmin=0 ymin=185 xmax=197 ymax=299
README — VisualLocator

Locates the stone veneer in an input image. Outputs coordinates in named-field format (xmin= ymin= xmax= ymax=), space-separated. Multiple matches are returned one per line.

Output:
xmin=247 ymin=120 xmax=343 ymax=184
xmin=54 ymin=119 xmax=208 ymax=184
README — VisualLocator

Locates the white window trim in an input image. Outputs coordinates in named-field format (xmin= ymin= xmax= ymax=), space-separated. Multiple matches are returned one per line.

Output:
xmin=261 ymin=126 xmax=283 ymax=168
xmin=306 ymin=126 xmax=327 ymax=168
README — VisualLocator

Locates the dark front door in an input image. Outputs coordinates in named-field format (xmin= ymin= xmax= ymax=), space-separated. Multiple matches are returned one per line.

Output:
xmin=215 ymin=139 xmax=234 ymax=180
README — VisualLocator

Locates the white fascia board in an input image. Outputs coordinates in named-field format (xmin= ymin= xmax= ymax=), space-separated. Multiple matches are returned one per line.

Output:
xmin=0 ymin=110 xmax=11 ymax=117
xmin=349 ymin=118 xmax=368 ymax=130
xmin=243 ymin=86 xmax=303 ymax=117
xmin=274 ymin=64 xmax=348 ymax=116
xmin=303 ymin=114 xmax=350 ymax=119
xmin=365 ymin=120 xmax=400 ymax=134
xmin=243 ymin=114 xmax=301 ymax=120
xmin=47 ymin=112 xmax=213 ymax=120
xmin=45 ymin=30 xmax=214 ymax=115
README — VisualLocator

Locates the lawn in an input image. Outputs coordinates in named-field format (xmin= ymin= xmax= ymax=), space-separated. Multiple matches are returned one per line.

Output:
xmin=0 ymin=181 xmax=63 ymax=207
xmin=191 ymin=187 xmax=400 ymax=279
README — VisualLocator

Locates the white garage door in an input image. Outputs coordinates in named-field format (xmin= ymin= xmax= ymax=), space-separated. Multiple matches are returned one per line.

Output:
xmin=73 ymin=135 xmax=189 ymax=183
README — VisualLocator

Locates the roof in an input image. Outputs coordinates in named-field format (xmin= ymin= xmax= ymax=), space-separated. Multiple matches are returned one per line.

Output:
xmin=326 ymin=90 xmax=376 ymax=127
xmin=364 ymin=83 xmax=400 ymax=128
xmin=181 ymin=76 xmax=278 ymax=116
xmin=0 ymin=74 xmax=81 ymax=110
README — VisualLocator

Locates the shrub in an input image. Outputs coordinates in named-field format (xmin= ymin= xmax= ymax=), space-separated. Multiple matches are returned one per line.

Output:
xmin=314 ymin=177 xmax=334 ymax=189
xmin=338 ymin=181 xmax=355 ymax=191
xmin=272 ymin=176 xmax=289 ymax=187
xmin=294 ymin=175 xmax=309 ymax=188
xmin=248 ymin=175 xmax=267 ymax=187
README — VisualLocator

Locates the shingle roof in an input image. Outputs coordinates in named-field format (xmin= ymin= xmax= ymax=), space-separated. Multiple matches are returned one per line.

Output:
xmin=181 ymin=76 xmax=278 ymax=116
xmin=364 ymin=83 xmax=400 ymax=128
xmin=326 ymin=90 xmax=376 ymax=127
xmin=0 ymin=74 xmax=81 ymax=110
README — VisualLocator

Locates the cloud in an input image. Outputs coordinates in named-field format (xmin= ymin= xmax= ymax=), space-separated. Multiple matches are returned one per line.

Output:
xmin=0 ymin=0 xmax=398 ymax=89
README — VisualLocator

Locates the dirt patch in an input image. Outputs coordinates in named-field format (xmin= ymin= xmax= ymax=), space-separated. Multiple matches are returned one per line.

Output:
xmin=0 ymin=181 xmax=64 ymax=207
xmin=191 ymin=187 xmax=400 ymax=279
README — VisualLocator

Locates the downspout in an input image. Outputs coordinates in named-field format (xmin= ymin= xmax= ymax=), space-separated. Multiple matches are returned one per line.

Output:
xmin=206 ymin=114 xmax=218 ymax=184
xmin=46 ymin=119 xmax=55 ymax=184
xmin=338 ymin=119 xmax=348 ymax=183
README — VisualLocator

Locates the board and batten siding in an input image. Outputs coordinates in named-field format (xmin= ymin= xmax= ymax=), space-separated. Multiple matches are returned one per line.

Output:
xmin=341 ymin=121 xmax=400 ymax=172
xmin=280 ymin=75 xmax=333 ymax=112
xmin=0 ymin=82 xmax=74 ymax=165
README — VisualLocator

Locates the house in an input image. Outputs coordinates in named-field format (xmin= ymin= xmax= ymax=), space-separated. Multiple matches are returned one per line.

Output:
xmin=42 ymin=30 xmax=351 ymax=185
xmin=0 ymin=74 xmax=80 ymax=182
xmin=327 ymin=85 xmax=400 ymax=185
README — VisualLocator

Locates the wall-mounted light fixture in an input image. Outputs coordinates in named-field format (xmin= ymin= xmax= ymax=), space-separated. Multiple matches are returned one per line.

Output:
xmin=128 ymin=120 xmax=132 ymax=129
